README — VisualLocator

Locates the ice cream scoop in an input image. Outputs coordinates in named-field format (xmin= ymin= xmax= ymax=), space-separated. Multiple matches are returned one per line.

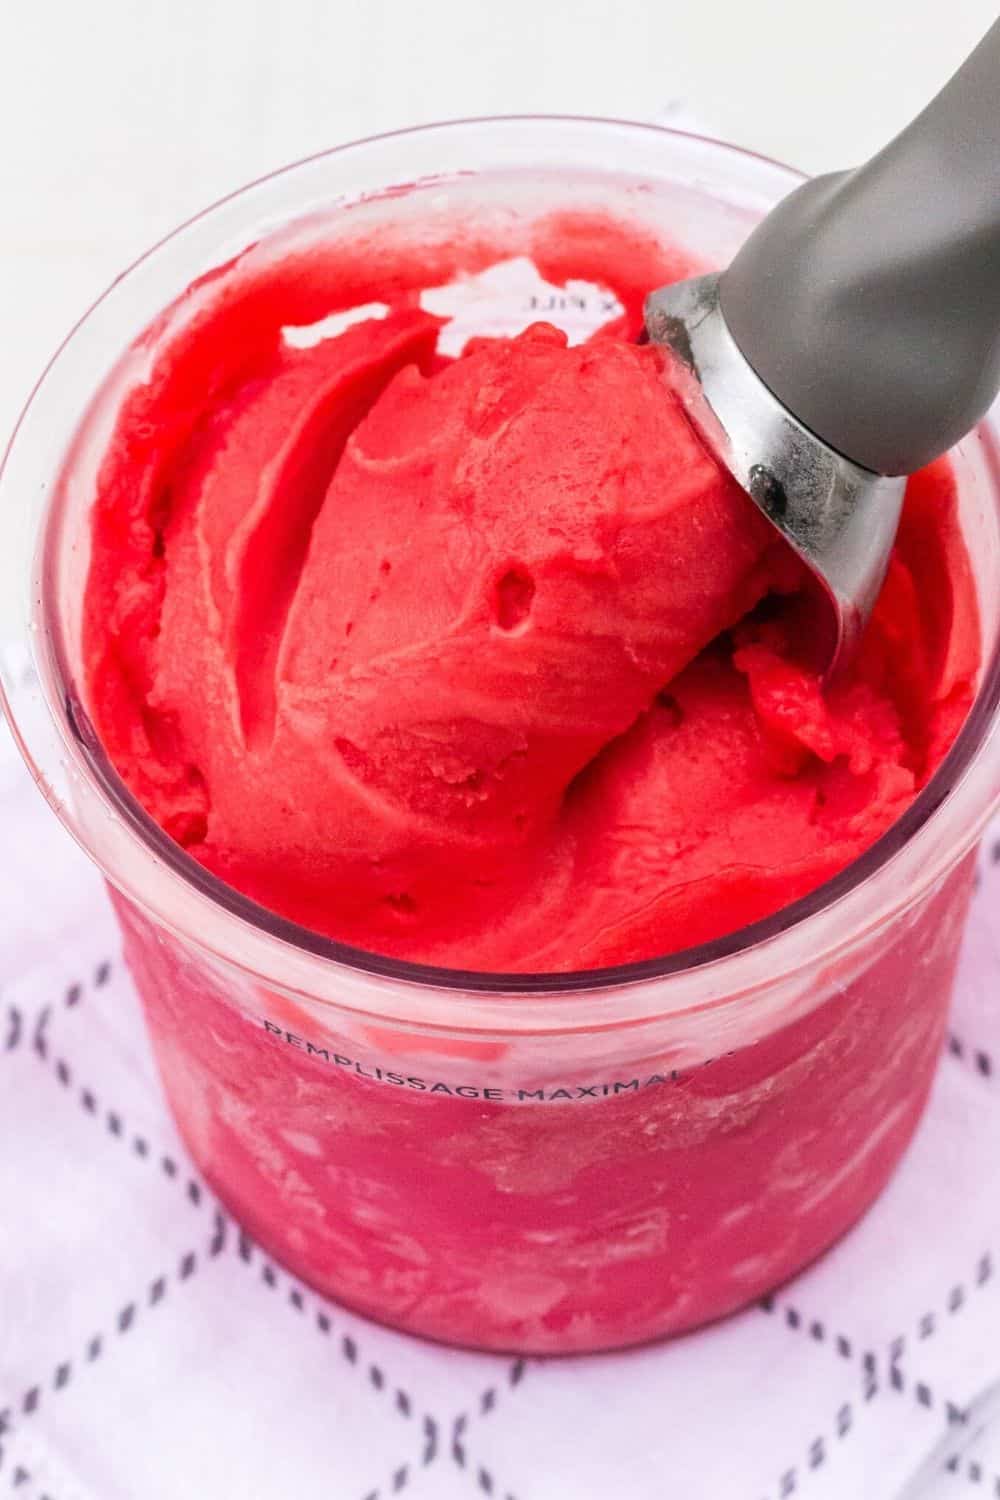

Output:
xmin=645 ymin=18 xmax=1000 ymax=674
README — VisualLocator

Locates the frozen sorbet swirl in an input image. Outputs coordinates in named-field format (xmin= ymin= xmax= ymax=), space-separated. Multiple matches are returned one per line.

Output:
xmin=83 ymin=211 xmax=980 ymax=970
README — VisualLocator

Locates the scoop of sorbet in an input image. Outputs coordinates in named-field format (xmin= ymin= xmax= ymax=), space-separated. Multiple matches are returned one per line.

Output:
xmin=85 ymin=287 xmax=978 ymax=969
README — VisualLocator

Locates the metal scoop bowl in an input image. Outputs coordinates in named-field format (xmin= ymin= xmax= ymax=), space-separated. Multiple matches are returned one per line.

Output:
xmin=645 ymin=272 xmax=905 ymax=672
xmin=644 ymin=17 xmax=1000 ymax=676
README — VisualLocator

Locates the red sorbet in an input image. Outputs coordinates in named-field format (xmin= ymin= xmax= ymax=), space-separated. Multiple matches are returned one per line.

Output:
xmin=83 ymin=218 xmax=979 ymax=970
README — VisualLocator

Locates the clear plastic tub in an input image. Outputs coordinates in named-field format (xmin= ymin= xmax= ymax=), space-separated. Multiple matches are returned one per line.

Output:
xmin=3 ymin=118 xmax=1000 ymax=1353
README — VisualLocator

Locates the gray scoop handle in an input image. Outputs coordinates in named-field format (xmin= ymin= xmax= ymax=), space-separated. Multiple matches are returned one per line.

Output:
xmin=720 ymin=18 xmax=1000 ymax=476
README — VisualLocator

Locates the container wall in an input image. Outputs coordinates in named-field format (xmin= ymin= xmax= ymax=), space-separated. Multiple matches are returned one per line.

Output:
xmin=113 ymin=849 xmax=976 ymax=1352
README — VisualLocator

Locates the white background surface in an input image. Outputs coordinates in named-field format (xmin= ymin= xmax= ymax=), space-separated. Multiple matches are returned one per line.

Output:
xmin=0 ymin=0 xmax=997 ymax=636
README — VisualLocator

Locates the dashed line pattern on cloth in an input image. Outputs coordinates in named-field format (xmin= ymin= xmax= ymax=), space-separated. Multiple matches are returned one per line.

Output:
xmin=0 ymin=957 xmax=229 ymax=1497
xmin=948 ymin=1032 xmax=997 ymax=1082
xmin=759 ymin=1400 xmax=859 ymax=1500
xmin=1 ymin=1443 xmax=56 ymax=1500
xmin=0 ymin=1215 xmax=226 ymax=1449
xmin=231 ymin=1227 xmax=451 ymax=1499
xmin=28 ymin=988 xmax=210 ymax=1216
xmin=945 ymin=1451 xmax=1000 ymax=1496
xmin=958 ymin=842 xmax=1000 ymax=1079
xmin=889 ymin=1251 xmax=994 ymax=1365
xmin=759 ymin=1295 xmax=879 ymax=1390
xmin=3 ymin=1007 xmax=21 ymax=1052
xmin=886 ymin=1363 xmax=969 ymax=1427
xmin=8 ymin=956 xmax=469 ymax=1500
xmin=449 ymin=1360 xmax=526 ymax=1500
xmin=756 ymin=1275 xmax=987 ymax=1499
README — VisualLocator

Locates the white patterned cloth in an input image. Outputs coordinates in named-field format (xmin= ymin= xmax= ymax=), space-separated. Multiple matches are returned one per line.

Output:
xmin=3 ymin=645 xmax=1000 ymax=1500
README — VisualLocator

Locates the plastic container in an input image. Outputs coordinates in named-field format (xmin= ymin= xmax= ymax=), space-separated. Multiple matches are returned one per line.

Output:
xmin=3 ymin=118 xmax=1000 ymax=1354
